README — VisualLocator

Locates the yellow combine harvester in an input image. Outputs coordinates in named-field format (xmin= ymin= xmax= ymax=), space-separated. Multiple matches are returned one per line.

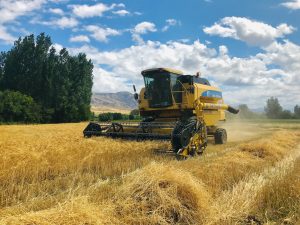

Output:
xmin=83 ymin=68 xmax=239 ymax=158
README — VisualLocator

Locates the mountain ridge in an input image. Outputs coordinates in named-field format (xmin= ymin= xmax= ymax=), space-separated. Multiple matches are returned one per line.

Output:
xmin=91 ymin=91 xmax=138 ymax=111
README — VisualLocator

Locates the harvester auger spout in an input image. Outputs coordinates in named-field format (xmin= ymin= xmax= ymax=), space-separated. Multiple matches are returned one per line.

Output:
xmin=83 ymin=68 xmax=239 ymax=159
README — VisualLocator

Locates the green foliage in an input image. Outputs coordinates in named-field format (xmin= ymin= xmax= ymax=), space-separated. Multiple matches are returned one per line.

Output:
xmin=264 ymin=97 xmax=298 ymax=119
xmin=98 ymin=112 xmax=123 ymax=121
xmin=98 ymin=112 xmax=140 ymax=122
xmin=294 ymin=105 xmax=300 ymax=119
xmin=112 ymin=113 xmax=123 ymax=120
xmin=0 ymin=33 xmax=93 ymax=123
xmin=130 ymin=109 xmax=139 ymax=116
xmin=265 ymin=97 xmax=283 ymax=119
xmin=0 ymin=52 xmax=5 ymax=87
xmin=280 ymin=110 xmax=293 ymax=119
xmin=0 ymin=90 xmax=41 ymax=123
xmin=99 ymin=113 xmax=113 ymax=122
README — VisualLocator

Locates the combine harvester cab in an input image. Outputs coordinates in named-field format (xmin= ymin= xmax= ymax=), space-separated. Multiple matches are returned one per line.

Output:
xmin=83 ymin=68 xmax=239 ymax=158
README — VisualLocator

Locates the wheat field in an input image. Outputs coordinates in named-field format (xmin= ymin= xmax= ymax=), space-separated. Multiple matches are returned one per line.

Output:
xmin=0 ymin=121 xmax=299 ymax=224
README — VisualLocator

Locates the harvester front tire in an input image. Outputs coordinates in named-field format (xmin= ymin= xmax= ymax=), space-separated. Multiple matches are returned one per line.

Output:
xmin=214 ymin=128 xmax=227 ymax=144
xmin=171 ymin=117 xmax=196 ymax=154
xmin=171 ymin=121 xmax=185 ymax=153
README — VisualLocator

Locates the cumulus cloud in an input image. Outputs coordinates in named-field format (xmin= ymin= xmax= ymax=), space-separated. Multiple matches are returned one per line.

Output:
xmin=0 ymin=25 xmax=16 ymax=44
xmin=162 ymin=19 xmax=180 ymax=32
xmin=203 ymin=17 xmax=295 ymax=47
xmin=281 ymin=0 xmax=300 ymax=9
xmin=49 ymin=0 xmax=69 ymax=3
xmin=134 ymin=21 xmax=157 ymax=34
xmin=112 ymin=9 xmax=130 ymax=16
xmin=0 ymin=0 xmax=46 ymax=23
xmin=49 ymin=8 xmax=64 ymax=15
xmin=131 ymin=21 xmax=157 ymax=44
xmin=0 ymin=0 xmax=47 ymax=43
xmin=260 ymin=40 xmax=300 ymax=85
xmin=70 ymin=3 xmax=122 ymax=18
xmin=86 ymin=25 xmax=121 ymax=42
xmin=68 ymin=39 xmax=300 ymax=108
xmin=92 ymin=67 xmax=131 ymax=93
xmin=51 ymin=43 xmax=63 ymax=52
xmin=33 ymin=16 xmax=78 ymax=29
xmin=69 ymin=35 xmax=90 ymax=43
xmin=54 ymin=17 xmax=78 ymax=28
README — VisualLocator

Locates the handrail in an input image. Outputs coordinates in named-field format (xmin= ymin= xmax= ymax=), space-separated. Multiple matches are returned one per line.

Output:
xmin=170 ymin=80 xmax=191 ymax=106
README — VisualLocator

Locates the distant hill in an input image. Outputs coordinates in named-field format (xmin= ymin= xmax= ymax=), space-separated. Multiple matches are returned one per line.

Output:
xmin=91 ymin=92 xmax=138 ymax=114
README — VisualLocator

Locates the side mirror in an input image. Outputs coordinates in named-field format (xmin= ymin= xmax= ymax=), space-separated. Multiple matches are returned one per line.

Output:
xmin=133 ymin=84 xmax=138 ymax=101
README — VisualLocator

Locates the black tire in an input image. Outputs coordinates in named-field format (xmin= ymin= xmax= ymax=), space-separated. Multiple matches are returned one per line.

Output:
xmin=83 ymin=122 xmax=101 ymax=137
xmin=214 ymin=128 xmax=227 ymax=144
xmin=171 ymin=117 xmax=197 ymax=153
xmin=171 ymin=121 xmax=185 ymax=153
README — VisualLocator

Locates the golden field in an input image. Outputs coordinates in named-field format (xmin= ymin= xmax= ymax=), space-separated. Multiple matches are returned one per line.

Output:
xmin=0 ymin=121 xmax=299 ymax=225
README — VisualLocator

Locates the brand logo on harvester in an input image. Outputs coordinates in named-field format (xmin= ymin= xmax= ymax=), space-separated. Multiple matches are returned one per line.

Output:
xmin=201 ymin=90 xmax=222 ymax=98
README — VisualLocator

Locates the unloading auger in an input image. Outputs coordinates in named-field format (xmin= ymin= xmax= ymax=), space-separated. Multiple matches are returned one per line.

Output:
xmin=83 ymin=68 xmax=239 ymax=158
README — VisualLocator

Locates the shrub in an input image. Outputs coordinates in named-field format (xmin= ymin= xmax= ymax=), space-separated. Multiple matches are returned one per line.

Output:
xmin=0 ymin=90 xmax=42 ymax=123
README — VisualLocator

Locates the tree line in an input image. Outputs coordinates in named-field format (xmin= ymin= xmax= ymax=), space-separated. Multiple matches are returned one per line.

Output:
xmin=97 ymin=110 xmax=141 ymax=122
xmin=230 ymin=97 xmax=300 ymax=120
xmin=0 ymin=33 xmax=93 ymax=123
xmin=265 ymin=97 xmax=299 ymax=119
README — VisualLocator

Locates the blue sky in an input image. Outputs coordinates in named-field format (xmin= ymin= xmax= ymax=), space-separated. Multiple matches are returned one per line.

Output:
xmin=0 ymin=0 xmax=300 ymax=109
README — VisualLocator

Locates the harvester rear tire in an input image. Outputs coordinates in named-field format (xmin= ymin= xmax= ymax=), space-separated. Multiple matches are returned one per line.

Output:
xmin=214 ymin=128 xmax=227 ymax=144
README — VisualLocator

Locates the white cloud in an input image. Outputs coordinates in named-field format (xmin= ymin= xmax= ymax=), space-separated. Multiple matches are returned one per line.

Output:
xmin=112 ymin=9 xmax=130 ymax=16
xmin=68 ymin=38 xmax=300 ymax=108
xmin=54 ymin=17 xmax=78 ymax=28
xmin=70 ymin=35 xmax=90 ymax=43
xmin=132 ymin=21 xmax=157 ymax=44
xmin=162 ymin=19 xmax=180 ymax=32
xmin=49 ymin=8 xmax=64 ymax=15
xmin=281 ymin=0 xmax=300 ymax=9
xmin=49 ymin=0 xmax=69 ymax=3
xmin=134 ymin=21 xmax=157 ymax=34
xmin=0 ymin=0 xmax=47 ymax=43
xmin=218 ymin=45 xmax=228 ymax=56
xmin=0 ymin=25 xmax=16 ymax=44
xmin=203 ymin=17 xmax=295 ymax=47
xmin=51 ymin=43 xmax=63 ymax=52
xmin=86 ymin=25 xmax=121 ymax=42
xmin=260 ymin=40 xmax=300 ymax=84
xmin=71 ymin=3 xmax=115 ymax=18
xmin=92 ymin=67 xmax=131 ymax=93
xmin=116 ymin=3 xmax=125 ymax=8
xmin=0 ymin=0 xmax=46 ymax=23
xmin=38 ymin=17 xmax=78 ymax=29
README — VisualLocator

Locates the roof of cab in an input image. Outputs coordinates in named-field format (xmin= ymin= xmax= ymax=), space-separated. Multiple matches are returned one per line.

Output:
xmin=141 ymin=68 xmax=183 ymax=75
